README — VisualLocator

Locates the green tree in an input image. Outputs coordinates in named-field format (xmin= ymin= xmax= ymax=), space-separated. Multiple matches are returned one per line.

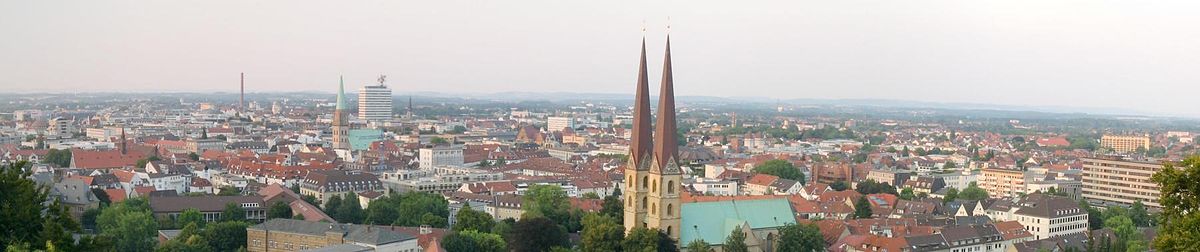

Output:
xmin=1105 ymin=215 xmax=1137 ymax=252
xmin=442 ymin=230 xmax=507 ymax=252
xmin=830 ymin=181 xmax=849 ymax=191
xmin=155 ymin=233 xmax=211 ymax=252
xmin=43 ymin=149 xmax=72 ymax=167
xmin=900 ymin=187 xmax=915 ymax=200
xmin=0 ymin=161 xmax=55 ymax=249
xmin=177 ymin=208 xmax=206 ymax=228
xmin=522 ymin=184 xmax=572 ymax=227
xmin=220 ymin=202 xmax=246 ymax=222
xmin=267 ymin=201 xmax=293 ymax=219
xmin=454 ymin=205 xmax=494 ymax=233
xmin=601 ymin=195 xmax=624 ymax=220
xmin=959 ymin=182 xmax=989 ymax=201
xmin=188 ymin=152 xmax=200 ymax=161
xmin=753 ymin=159 xmax=805 ymax=182
xmin=203 ymin=221 xmax=248 ymax=251
xmin=335 ymin=192 xmax=365 ymax=224
xmin=81 ymin=208 xmax=102 ymax=231
xmin=854 ymin=196 xmax=873 ymax=219
xmin=431 ymin=137 xmax=449 ymax=145
xmin=325 ymin=194 xmax=343 ymax=215
xmin=685 ymin=239 xmax=711 ymax=252
xmin=1129 ymin=200 xmax=1150 ymax=227
xmin=40 ymin=200 xmax=81 ymax=251
xmin=943 ymin=161 xmax=957 ymax=169
xmin=156 ymin=222 xmax=211 ymax=252
xmin=583 ymin=192 xmax=601 ymax=199
xmin=855 ymin=179 xmax=898 ymax=195
xmin=723 ymin=226 xmax=749 ymax=252
xmin=776 ymin=222 xmax=824 ymax=252
xmin=364 ymin=191 xmax=450 ymax=228
xmin=581 ymin=213 xmax=623 ymax=252
xmin=507 ymin=217 xmax=569 ymax=252
xmin=623 ymin=227 xmax=677 ymax=252
xmin=1152 ymin=156 xmax=1200 ymax=251
xmin=102 ymin=210 xmax=158 ymax=251
xmin=1080 ymin=199 xmax=1104 ymax=230
xmin=217 ymin=186 xmax=241 ymax=196
xmin=943 ymin=188 xmax=959 ymax=203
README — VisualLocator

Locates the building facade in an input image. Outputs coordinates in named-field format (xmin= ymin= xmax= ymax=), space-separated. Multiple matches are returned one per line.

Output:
xmin=981 ymin=167 xmax=1025 ymax=199
xmin=357 ymin=83 xmax=393 ymax=122
xmin=418 ymin=145 xmax=464 ymax=169
xmin=546 ymin=116 xmax=574 ymax=133
xmin=1100 ymin=134 xmax=1151 ymax=153
xmin=1081 ymin=157 xmax=1168 ymax=208
xmin=246 ymin=219 xmax=419 ymax=252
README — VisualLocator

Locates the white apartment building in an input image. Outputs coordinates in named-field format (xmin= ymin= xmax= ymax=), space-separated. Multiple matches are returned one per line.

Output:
xmin=687 ymin=178 xmax=739 ymax=196
xmin=419 ymin=145 xmax=464 ymax=169
xmin=357 ymin=84 xmax=393 ymax=122
xmin=546 ymin=116 xmax=574 ymax=133
xmin=989 ymin=194 xmax=1088 ymax=241
xmin=1081 ymin=156 xmax=1168 ymax=208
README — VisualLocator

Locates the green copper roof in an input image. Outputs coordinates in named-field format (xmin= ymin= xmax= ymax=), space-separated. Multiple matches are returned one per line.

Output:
xmin=336 ymin=75 xmax=347 ymax=110
xmin=679 ymin=198 xmax=796 ymax=246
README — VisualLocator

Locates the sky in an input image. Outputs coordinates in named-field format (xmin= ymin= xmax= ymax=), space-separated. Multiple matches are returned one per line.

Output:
xmin=2 ymin=1 xmax=1199 ymax=117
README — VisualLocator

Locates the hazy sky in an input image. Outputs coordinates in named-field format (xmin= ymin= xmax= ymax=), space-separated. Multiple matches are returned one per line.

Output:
xmin=2 ymin=1 xmax=1199 ymax=117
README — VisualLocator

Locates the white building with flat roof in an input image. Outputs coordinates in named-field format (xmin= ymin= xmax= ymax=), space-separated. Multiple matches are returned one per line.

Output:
xmin=357 ymin=84 xmax=393 ymax=122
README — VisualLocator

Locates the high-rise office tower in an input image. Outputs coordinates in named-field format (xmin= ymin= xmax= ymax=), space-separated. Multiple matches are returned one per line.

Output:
xmin=358 ymin=76 xmax=393 ymax=122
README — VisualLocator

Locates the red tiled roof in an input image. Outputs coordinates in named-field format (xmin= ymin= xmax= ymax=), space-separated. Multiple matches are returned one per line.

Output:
xmin=570 ymin=198 xmax=604 ymax=212
xmin=71 ymin=148 xmax=152 ymax=169
xmin=105 ymin=188 xmax=128 ymax=203
xmin=747 ymin=173 xmax=779 ymax=186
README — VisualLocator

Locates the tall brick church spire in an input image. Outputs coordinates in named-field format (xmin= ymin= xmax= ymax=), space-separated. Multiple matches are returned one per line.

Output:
xmin=653 ymin=35 xmax=678 ymax=169
xmin=629 ymin=37 xmax=654 ymax=168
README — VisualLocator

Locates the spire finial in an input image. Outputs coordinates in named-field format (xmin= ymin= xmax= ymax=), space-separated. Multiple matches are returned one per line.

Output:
xmin=666 ymin=16 xmax=671 ymax=34
xmin=642 ymin=19 xmax=647 ymax=35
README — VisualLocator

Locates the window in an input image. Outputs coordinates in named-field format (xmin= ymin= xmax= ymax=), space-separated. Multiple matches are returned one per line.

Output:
xmin=667 ymin=204 xmax=674 ymax=216
xmin=642 ymin=176 xmax=648 ymax=189
xmin=653 ymin=180 xmax=658 ymax=193
xmin=667 ymin=180 xmax=675 ymax=194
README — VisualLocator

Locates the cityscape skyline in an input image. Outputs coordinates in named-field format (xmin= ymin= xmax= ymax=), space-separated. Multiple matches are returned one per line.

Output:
xmin=4 ymin=1 xmax=1200 ymax=118
xmin=2 ymin=2 xmax=1198 ymax=251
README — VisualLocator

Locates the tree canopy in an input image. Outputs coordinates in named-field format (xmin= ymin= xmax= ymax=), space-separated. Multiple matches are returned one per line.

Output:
xmin=581 ymin=213 xmax=623 ymax=252
xmin=507 ymin=216 xmax=569 ymax=252
xmin=1152 ymin=156 xmax=1200 ymax=251
xmin=855 ymin=179 xmax=898 ymax=195
xmin=453 ymin=205 xmax=494 ymax=233
xmin=365 ymin=191 xmax=450 ymax=228
xmin=958 ymin=182 xmax=989 ymax=201
xmin=442 ymin=230 xmax=506 ymax=252
xmin=854 ymin=196 xmax=874 ymax=219
xmin=753 ymin=159 xmax=805 ymax=182
xmin=776 ymin=222 xmax=825 ymax=252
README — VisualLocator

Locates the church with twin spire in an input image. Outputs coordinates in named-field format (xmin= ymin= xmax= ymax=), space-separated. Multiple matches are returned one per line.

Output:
xmin=623 ymin=34 xmax=684 ymax=241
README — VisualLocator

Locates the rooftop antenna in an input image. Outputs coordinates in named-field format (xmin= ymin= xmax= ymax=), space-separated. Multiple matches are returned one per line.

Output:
xmin=377 ymin=74 xmax=387 ymax=86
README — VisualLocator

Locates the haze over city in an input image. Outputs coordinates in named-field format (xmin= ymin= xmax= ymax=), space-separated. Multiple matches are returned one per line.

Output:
xmin=3 ymin=1 xmax=1200 ymax=117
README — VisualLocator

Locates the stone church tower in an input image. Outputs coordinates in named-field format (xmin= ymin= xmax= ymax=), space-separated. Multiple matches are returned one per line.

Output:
xmin=624 ymin=35 xmax=683 ymax=241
